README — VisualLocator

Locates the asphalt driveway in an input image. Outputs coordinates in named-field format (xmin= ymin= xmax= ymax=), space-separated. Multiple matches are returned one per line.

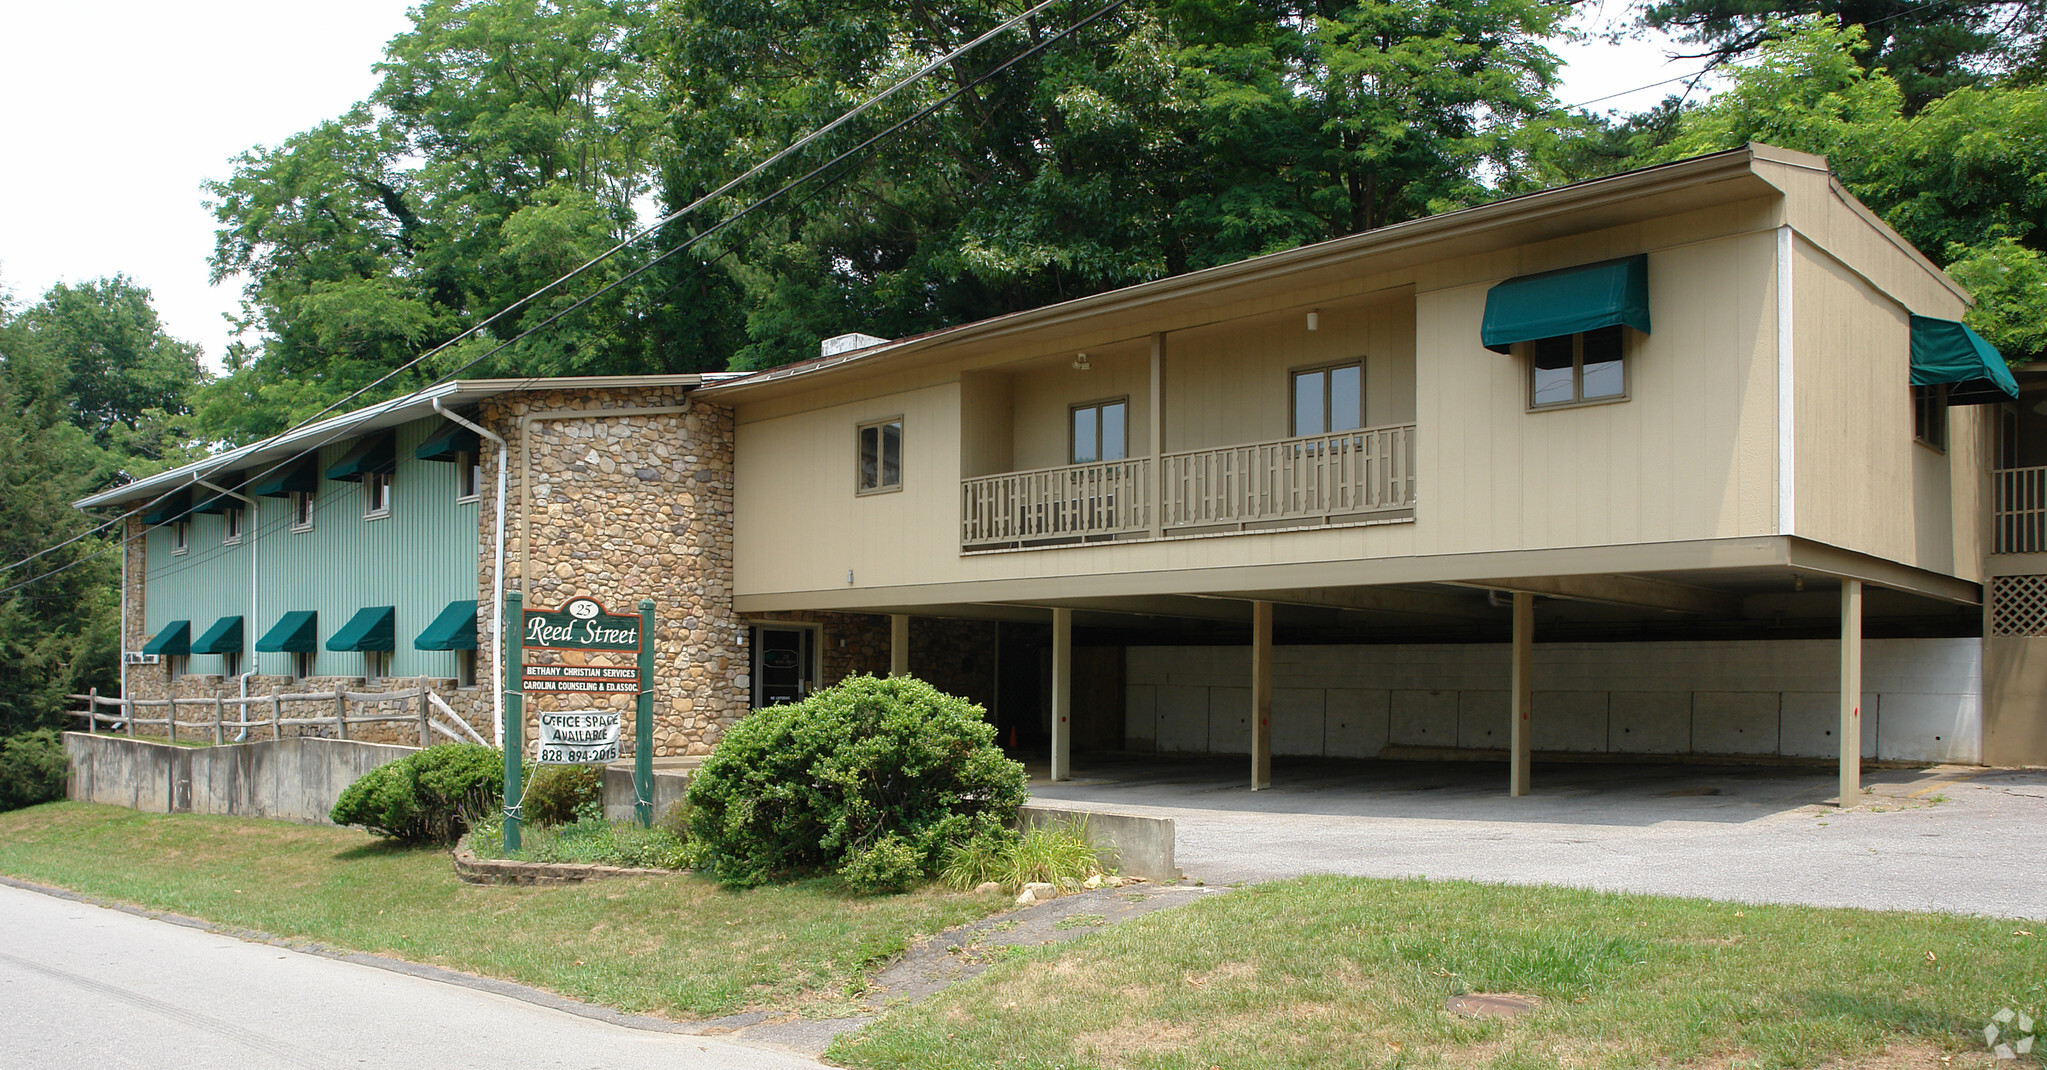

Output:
xmin=1025 ymin=755 xmax=2047 ymax=919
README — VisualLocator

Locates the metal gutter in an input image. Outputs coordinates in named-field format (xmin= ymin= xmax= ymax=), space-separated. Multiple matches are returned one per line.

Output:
xmin=74 ymin=375 xmax=706 ymax=510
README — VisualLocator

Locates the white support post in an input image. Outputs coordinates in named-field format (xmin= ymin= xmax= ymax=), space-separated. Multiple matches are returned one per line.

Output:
xmin=1510 ymin=591 xmax=1533 ymax=797
xmin=1840 ymin=578 xmax=1863 ymax=805
xmin=1251 ymin=600 xmax=1273 ymax=791
xmin=1050 ymin=608 xmax=1072 ymax=782
xmin=1149 ymin=332 xmax=1165 ymax=539
xmin=890 ymin=614 xmax=910 ymax=677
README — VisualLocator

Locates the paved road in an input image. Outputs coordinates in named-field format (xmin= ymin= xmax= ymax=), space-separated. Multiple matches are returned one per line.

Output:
xmin=1029 ymin=757 xmax=2047 ymax=918
xmin=0 ymin=882 xmax=821 ymax=1070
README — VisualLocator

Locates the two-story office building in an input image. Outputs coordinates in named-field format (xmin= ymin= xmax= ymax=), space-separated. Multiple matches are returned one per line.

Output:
xmin=79 ymin=144 xmax=2041 ymax=795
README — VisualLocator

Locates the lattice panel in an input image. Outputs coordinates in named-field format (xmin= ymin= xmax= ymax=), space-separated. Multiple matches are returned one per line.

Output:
xmin=1992 ymin=575 xmax=2047 ymax=637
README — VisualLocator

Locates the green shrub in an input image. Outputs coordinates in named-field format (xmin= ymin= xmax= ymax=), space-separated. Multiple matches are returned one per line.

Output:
xmin=938 ymin=822 xmax=1110 ymax=893
xmin=524 ymin=764 xmax=604 ymax=826
xmin=0 ymin=730 xmax=68 ymax=812
xmin=330 ymin=743 xmax=503 ymax=844
xmin=688 ymin=674 xmax=1026 ymax=891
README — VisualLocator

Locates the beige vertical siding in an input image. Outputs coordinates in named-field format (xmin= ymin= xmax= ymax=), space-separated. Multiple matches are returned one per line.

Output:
xmin=1008 ymin=337 xmax=1153 ymax=470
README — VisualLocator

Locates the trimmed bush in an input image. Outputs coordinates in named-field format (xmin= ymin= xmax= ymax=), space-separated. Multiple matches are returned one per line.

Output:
xmin=0 ymin=729 xmax=68 ymax=812
xmin=330 ymin=743 xmax=503 ymax=844
xmin=688 ymin=674 xmax=1026 ymax=892
xmin=524 ymin=764 xmax=604 ymax=827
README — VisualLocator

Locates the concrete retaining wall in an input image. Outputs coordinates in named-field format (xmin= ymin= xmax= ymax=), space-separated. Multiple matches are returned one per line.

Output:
xmin=1019 ymin=803 xmax=1177 ymax=883
xmin=64 ymin=732 xmax=415 ymax=824
xmin=1127 ymin=637 xmax=1983 ymax=764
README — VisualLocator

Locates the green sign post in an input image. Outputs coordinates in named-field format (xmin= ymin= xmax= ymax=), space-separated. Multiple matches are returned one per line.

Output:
xmin=635 ymin=599 xmax=654 ymax=828
xmin=503 ymin=590 xmax=524 ymax=852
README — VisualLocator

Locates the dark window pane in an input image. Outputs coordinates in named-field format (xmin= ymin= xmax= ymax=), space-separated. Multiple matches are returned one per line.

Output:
xmin=1330 ymin=365 xmax=1362 ymax=431
xmin=1532 ymin=335 xmax=1576 ymax=406
xmin=859 ymin=425 xmax=879 ymax=489
xmin=1072 ymin=407 xmax=1098 ymax=464
xmin=1101 ymin=402 xmax=1126 ymax=461
xmin=1294 ymin=370 xmax=1325 ymax=436
xmin=882 ymin=421 xmax=902 ymax=486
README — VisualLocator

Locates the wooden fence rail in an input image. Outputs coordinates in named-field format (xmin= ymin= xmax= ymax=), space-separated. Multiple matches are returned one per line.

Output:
xmin=68 ymin=685 xmax=481 ymax=749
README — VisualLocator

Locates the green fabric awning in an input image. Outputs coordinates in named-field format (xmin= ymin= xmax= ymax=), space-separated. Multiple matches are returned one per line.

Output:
xmin=325 ymin=433 xmax=396 ymax=483
xmin=141 ymin=620 xmax=190 ymax=657
xmin=416 ymin=422 xmax=480 ymax=463
xmin=191 ymin=616 xmax=244 ymax=655
xmin=256 ymin=611 xmax=317 ymax=653
xmin=1481 ymin=254 xmax=1651 ymax=354
xmin=1910 ymin=314 xmax=2019 ymax=405
xmin=414 ymin=600 xmax=478 ymax=651
xmin=327 ymin=606 xmax=396 ymax=652
xmin=251 ymin=458 xmax=319 ymax=498
xmin=141 ymin=490 xmax=191 ymax=526
xmin=192 ymin=474 xmax=245 ymax=514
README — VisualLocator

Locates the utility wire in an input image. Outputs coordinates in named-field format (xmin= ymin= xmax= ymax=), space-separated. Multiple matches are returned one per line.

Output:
xmin=2 ymin=0 xmax=1135 ymax=603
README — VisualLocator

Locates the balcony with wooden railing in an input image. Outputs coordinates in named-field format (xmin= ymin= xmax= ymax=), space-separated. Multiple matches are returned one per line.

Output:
xmin=960 ymin=423 xmax=1416 ymax=551
xmin=1995 ymin=465 xmax=2047 ymax=554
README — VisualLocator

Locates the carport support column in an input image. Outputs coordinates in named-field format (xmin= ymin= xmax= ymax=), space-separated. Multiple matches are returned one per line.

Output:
xmin=1510 ymin=591 xmax=1533 ymax=797
xmin=1840 ymin=579 xmax=1863 ymax=805
xmin=890 ymin=614 xmax=910 ymax=677
xmin=1251 ymin=600 xmax=1273 ymax=791
xmin=1050 ymin=608 xmax=1072 ymax=782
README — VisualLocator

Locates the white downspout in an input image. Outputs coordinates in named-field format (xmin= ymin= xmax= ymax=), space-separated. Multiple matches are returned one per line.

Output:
xmin=192 ymin=475 xmax=259 ymax=741
xmin=434 ymin=398 xmax=508 ymax=749
xmin=118 ymin=511 xmax=129 ymax=725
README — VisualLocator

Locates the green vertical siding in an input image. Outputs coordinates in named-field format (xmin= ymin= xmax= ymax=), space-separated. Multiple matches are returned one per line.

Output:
xmin=142 ymin=417 xmax=481 ymax=679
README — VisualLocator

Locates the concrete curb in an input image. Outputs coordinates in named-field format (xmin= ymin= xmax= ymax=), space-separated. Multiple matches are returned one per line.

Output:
xmin=450 ymin=837 xmax=679 ymax=885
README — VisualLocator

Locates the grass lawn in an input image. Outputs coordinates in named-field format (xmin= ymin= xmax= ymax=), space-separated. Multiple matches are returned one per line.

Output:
xmin=0 ymin=801 xmax=1001 ymax=1019
xmin=836 ymin=875 xmax=2047 ymax=1070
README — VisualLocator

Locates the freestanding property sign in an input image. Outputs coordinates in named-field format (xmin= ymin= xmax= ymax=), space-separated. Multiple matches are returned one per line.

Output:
xmin=502 ymin=593 xmax=657 ymax=851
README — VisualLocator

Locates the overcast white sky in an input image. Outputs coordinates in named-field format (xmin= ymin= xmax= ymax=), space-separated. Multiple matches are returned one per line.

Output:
xmin=0 ymin=1 xmax=1708 ymax=368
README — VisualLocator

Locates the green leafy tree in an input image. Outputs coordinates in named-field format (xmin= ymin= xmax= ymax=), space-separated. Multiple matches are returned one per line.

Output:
xmin=203 ymin=0 xmax=744 ymax=443
xmin=1638 ymin=0 xmax=2047 ymax=109
xmin=9 ymin=276 xmax=203 ymax=458
xmin=653 ymin=0 xmax=1567 ymax=369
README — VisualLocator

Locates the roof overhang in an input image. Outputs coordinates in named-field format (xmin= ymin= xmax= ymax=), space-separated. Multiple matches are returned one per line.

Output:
xmin=75 ymin=374 xmax=717 ymax=511
xmin=699 ymin=145 xmax=1810 ymax=402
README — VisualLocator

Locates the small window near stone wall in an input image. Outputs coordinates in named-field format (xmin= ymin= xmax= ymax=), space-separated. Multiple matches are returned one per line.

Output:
xmin=167 ymin=654 xmax=187 ymax=682
xmin=364 ymin=650 xmax=390 ymax=682
xmin=458 ymin=451 xmax=480 ymax=501
xmin=224 ymin=651 xmax=242 ymax=678
xmin=293 ymin=651 xmax=314 ymax=680
xmin=457 ymin=649 xmax=478 ymax=688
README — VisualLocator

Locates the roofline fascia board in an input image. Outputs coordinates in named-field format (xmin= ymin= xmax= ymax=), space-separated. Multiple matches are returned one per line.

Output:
xmin=73 ymin=374 xmax=706 ymax=509
xmin=700 ymin=147 xmax=1775 ymax=399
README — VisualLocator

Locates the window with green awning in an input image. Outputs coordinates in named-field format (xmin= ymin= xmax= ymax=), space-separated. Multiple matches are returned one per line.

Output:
xmin=414 ymin=600 xmax=478 ymax=651
xmin=256 ymin=611 xmax=317 ymax=653
xmin=191 ymin=616 xmax=243 ymax=655
xmin=141 ymin=490 xmax=191 ymax=526
xmin=1481 ymin=255 xmax=1651 ymax=354
xmin=416 ymin=422 xmax=480 ymax=463
xmin=325 ymin=433 xmax=396 ymax=483
xmin=251 ymin=458 xmax=319 ymax=498
xmin=1909 ymin=315 xmax=2019 ymax=405
xmin=327 ymin=606 xmax=396 ymax=652
xmin=142 ymin=620 xmax=191 ymax=656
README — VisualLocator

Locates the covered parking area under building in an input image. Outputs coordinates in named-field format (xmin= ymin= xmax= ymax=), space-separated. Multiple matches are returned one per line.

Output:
xmin=843 ymin=544 xmax=1984 ymax=807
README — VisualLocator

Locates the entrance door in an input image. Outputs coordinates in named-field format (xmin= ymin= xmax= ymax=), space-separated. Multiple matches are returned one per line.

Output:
xmin=752 ymin=626 xmax=816 ymax=707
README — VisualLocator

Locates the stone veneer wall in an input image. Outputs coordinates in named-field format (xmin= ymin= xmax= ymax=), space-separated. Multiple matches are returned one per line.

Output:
xmin=476 ymin=386 xmax=744 ymax=757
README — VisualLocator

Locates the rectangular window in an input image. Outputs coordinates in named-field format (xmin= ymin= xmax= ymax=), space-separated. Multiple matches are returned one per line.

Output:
xmin=290 ymin=491 xmax=314 ymax=532
xmin=223 ymin=651 xmax=242 ymax=678
xmin=223 ymin=506 xmax=243 ymax=545
xmin=1529 ymin=326 xmax=1627 ymax=409
xmin=364 ymin=471 xmax=393 ymax=519
xmin=171 ymin=520 xmax=189 ymax=555
xmin=857 ymin=418 xmax=903 ymax=494
xmin=1070 ymin=399 xmax=1129 ymax=464
xmin=1291 ymin=362 xmax=1363 ymax=437
xmin=1913 ymin=385 xmax=1947 ymax=450
xmin=458 ymin=451 xmax=481 ymax=500
xmin=456 ymin=649 xmax=478 ymax=689
xmin=364 ymin=650 xmax=390 ymax=682
xmin=293 ymin=650 xmax=314 ymax=680
xmin=167 ymin=654 xmax=187 ymax=682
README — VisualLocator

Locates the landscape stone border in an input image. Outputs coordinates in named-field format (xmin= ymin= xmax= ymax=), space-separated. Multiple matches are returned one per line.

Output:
xmin=451 ymin=836 xmax=681 ymax=885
